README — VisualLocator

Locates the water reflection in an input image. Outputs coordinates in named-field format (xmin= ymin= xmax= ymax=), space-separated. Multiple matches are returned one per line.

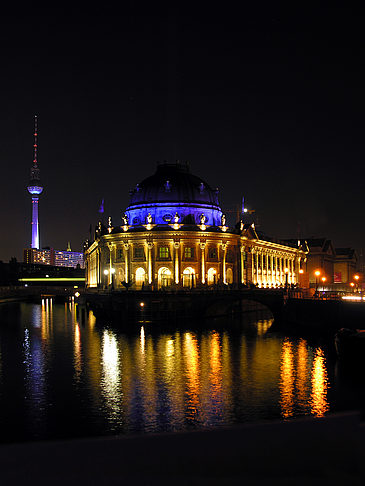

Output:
xmin=184 ymin=332 xmax=200 ymax=420
xmin=280 ymin=339 xmax=295 ymax=418
xmin=101 ymin=330 xmax=121 ymax=423
xmin=0 ymin=302 xmax=336 ymax=443
xmin=279 ymin=338 xmax=330 ymax=419
xmin=310 ymin=348 xmax=330 ymax=417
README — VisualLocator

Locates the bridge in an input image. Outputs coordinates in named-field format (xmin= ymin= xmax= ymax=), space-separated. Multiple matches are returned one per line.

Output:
xmin=3 ymin=285 xmax=365 ymax=333
xmin=83 ymin=288 xmax=289 ymax=324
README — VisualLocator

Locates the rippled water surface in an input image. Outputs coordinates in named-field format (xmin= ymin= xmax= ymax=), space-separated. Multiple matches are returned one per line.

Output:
xmin=0 ymin=299 xmax=362 ymax=443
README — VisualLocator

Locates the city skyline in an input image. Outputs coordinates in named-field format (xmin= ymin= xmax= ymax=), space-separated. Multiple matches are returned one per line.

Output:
xmin=1 ymin=8 xmax=365 ymax=261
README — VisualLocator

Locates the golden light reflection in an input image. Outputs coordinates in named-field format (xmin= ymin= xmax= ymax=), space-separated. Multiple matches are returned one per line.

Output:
xmin=88 ymin=310 xmax=96 ymax=329
xmin=221 ymin=333 xmax=232 ymax=414
xmin=141 ymin=335 xmax=158 ymax=429
xmin=140 ymin=326 xmax=145 ymax=354
xmin=41 ymin=298 xmax=51 ymax=341
xmin=101 ymin=330 xmax=121 ymax=417
xmin=74 ymin=323 xmax=82 ymax=379
xmin=210 ymin=332 xmax=221 ymax=400
xmin=296 ymin=339 xmax=309 ymax=407
xmin=166 ymin=339 xmax=174 ymax=358
xmin=184 ymin=332 xmax=200 ymax=415
xmin=310 ymin=348 xmax=330 ymax=417
xmin=256 ymin=319 xmax=273 ymax=336
xmin=279 ymin=339 xmax=295 ymax=418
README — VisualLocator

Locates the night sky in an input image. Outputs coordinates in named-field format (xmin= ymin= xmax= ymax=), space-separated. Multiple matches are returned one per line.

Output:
xmin=1 ymin=7 xmax=365 ymax=262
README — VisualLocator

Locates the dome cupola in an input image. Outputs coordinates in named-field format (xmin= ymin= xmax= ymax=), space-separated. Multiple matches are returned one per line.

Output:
xmin=125 ymin=161 xmax=223 ymax=226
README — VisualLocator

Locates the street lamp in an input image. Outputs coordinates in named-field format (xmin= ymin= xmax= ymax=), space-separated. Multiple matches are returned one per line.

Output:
xmin=321 ymin=276 xmax=326 ymax=296
xmin=314 ymin=270 xmax=321 ymax=297
xmin=104 ymin=268 xmax=116 ymax=289
xmin=354 ymin=274 xmax=360 ymax=293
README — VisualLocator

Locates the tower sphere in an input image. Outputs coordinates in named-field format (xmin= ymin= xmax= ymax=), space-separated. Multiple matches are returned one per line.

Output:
xmin=27 ymin=184 xmax=43 ymax=195
xmin=125 ymin=161 xmax=223 ymax=226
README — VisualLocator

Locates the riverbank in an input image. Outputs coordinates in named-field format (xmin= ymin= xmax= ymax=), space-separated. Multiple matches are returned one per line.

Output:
xmin=0 ymin=412 xmax=362 ymax=485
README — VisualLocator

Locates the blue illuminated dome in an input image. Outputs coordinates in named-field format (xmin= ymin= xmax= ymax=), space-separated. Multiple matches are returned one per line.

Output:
xmin=125 ymin=162 xmax=223 ymax=226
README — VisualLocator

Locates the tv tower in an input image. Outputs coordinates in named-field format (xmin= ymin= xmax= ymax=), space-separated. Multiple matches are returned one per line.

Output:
xmin=27 ymin=115 xmax=43 ymax=249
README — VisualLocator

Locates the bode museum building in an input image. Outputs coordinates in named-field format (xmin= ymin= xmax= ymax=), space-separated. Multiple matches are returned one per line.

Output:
xmin=84 ymin=162 xmax=307 ymax=290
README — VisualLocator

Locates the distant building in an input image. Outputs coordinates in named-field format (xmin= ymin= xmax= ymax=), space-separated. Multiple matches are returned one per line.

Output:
xmin=24 ymin=247 xmax=84 ymax=269
xmin=84 ymin=162 xmax=307 ymax=290
xmin=304 ymin=238 xmax=358 ymax=286
xmin=334 ymin=248 xmax=358 ymax=284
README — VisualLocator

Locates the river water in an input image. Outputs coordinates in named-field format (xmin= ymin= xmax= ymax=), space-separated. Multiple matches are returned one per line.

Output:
xmin=0 ymin=298 xmax=363 ymax=444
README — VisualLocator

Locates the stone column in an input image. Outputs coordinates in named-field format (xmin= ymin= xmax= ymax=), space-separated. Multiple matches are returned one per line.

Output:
xmin=270 ymin=254 xmax=274 ymax=286
xmin=96 ymin=248 xmax=100 ymax=287
xmin=240 ymin=246 xmax=245 ymax=284
xmin=221 ymin=243 xmax=227 ymax=284
xmin=252 ymin=250 xmax=256 ymax=284
xmin=174 ymin=241 xmax=180 ymax=284
xmin=147 ymin=241 xmax=153 ymax=284
xmin=123 ymin=243 xmax=130 ymax=283
xmin=200 ymin=241 xmax=206 ymax=284
xmin=107 ymin=243 xmax=115 ymax=286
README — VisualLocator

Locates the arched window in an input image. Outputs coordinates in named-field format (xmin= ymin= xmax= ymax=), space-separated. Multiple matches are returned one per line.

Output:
xmin=158 ymin=267 xmax=172 ymax=289
xmin=207 ymin=267 xmax=217 ymax=285
xmin=135 ymin=267 xmax=146 ymax=289
xmin=226 ymin=268 xmax=233 ymax=284
xmin=183 ymin=267 xmax=195 ymax=288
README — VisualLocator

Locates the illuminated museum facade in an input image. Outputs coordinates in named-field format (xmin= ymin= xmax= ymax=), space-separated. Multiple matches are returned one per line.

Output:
xmin=84 ymin=162 xmax=307 ymax=290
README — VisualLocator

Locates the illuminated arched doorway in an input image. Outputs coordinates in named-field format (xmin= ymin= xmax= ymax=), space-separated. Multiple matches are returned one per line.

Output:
xmin=183 ymin=267 xmax=195 ymax=288
xmin=158 ymin=267 xmax=172 ymax=289
xmin=135 ymin=267 xmax=146 ymax=289
xmin=226 ymin=268 xmax=233 ymax=284
xmin=207 ymin=267 xmax=217 ymax=285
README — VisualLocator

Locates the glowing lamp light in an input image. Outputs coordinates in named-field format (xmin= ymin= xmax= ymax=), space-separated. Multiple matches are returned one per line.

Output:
xmin=354 ymin=274 xmax=360 ymax=281
xmin=104 ymin=269 xmax=109 ymax=275
xmin=321 ymin=277 xmax=326 ymax=283
xmin=299 ymin=269 xmax=304 ymax=274
xmin=315 ymin=270 xmax=321 ymax=277
xmin=284 ymin=268 xmax=289 ymax=274
xmin=140 ymin=302 xmax=145 ymax=308
xmin=350 ymin=282 xmax=355 ymax=287
xmin=200 ymin=224 xmax=206 ymax=231
xmin=74 ymin=291 xmax=80 ymax=298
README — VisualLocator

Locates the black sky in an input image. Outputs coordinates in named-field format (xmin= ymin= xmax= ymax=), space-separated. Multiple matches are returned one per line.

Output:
xmin=1 ymin=7 xmax=365 ymax=262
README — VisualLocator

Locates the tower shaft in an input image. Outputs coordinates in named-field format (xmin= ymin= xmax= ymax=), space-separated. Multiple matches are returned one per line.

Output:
xmin=27 ymin=115 xmax=43 ymax=250
xmin=31 ymin=196 xmax=40 ymax=249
